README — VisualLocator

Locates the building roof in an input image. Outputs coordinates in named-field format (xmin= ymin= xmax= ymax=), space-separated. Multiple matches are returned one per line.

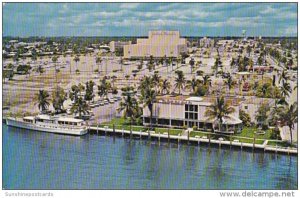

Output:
xmin=186 ymin=97 xmax=203 ymax=102
xmin=156 ymin=95 xmax=242 ymax=106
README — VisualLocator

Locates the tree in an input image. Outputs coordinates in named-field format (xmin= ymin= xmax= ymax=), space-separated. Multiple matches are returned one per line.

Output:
xmin=239 ymin=109 xmax=251 ymax=127
xmin=174 ymin=70 xmax=185 ymax=95
xmin=151 ymin=73 xmax=161 ymax=94
xmin=224 ymin=74 xmax=236 ymax=95
xmin=36 ymin=65 xmax=44 ymax=75
xmin=246 ymin=45 xmax=252 ymax=57
xmin=140 ymin=87 xmax=156 ymax=129
xmin=69 ymin=85 xmax=80 ymax=102
xmin=277 ymin=102 xmax=297 ymax=144
xmin=84 ymin=80 xmax=95 ymax=102
xmin=202 ymin=75 xmax=211 ymax=86
xmin=70 ymin=96 xmax=90 ymax=119
xmin=52 ymin=86 xmax=67 ymax=114
xmin=255 ymin=102 xmax=270 ymax=129
xmin=280 ymin=81 xmax=292 ymax=98
xmin=204 ymin=96 xmax=235 ymax=131
xmin=159 ymin=79 xmax=171 ymax=95
xmin=186 ymin=77 xmax=200 ymax=93
xmin=74 ymin=55 xmax=80 ymax=71
xmin=35 ymin=90 xmax=50 ymax=113
xmin=95 ymin=56 xmax=102 ymax=75
xmin=117 ymin=92 xmax=139 ymax=126
xmin=98 ymin=77 xmax=111 ymax=99
xmin=278 ymin=69 xmax=290 ymax=85
xmin=189 ymin=58 xmax=195 ymax=74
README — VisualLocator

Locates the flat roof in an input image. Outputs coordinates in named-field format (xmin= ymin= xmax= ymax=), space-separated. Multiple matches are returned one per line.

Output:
xmin=186 ymin=97 xmax=203 ymax=102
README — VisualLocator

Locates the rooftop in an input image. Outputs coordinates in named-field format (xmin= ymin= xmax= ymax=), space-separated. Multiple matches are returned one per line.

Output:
xmin=156 ymin=95 xmax=243 ymax=106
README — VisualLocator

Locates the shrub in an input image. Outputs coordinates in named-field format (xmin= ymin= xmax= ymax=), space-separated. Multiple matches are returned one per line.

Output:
xmin=75 ymin=69 xmax=80 ymax=74
xmin=94 ymin=69 xmax=99 ymax=73
xmin=192 ymin=125 xmax=198 ymax=131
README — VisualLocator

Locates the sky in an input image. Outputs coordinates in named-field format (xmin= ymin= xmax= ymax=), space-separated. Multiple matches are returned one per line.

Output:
xmin=3 ymin=2 xmax=298 ymax=37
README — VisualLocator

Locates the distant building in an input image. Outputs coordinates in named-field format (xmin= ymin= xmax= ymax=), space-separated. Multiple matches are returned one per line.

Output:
xmin=199 ymin=37 xmax=214 ymax=48
xmin=109 ymin=41 xmax=132 ymax=53
xmin=123 ymin=31 xmax=187 ymax=59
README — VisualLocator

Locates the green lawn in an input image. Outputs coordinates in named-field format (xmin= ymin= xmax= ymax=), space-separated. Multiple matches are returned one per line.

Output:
xmin=92 ymin=120 xmax=273 ymax=145
xmin=235 ymin=127 xmax=273 ymax=139
xmin=155 ymin=128 xmax=183 ymax=135
xmin=267 ymin=141 xmax=293 ymax=147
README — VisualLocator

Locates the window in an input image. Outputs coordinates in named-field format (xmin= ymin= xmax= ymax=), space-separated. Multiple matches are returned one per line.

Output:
xmin=185 ymin=104 xmax=188 ymax=111
xmin=185 ymin=112 xmax=188 ymax=119
xmin=195 ymin=105 xmax=198 ymax=112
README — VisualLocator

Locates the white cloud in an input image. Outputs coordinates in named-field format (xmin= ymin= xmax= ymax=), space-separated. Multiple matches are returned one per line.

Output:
xmin=260 ymin=6 xmax=276 ymax=14
xmin=119 ymin=3 xmax=140 ymax=9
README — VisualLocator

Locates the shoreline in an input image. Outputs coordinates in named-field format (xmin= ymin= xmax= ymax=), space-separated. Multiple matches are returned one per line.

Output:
xmin=3 ymin=118 xmax=297 ymax=155
xmin=88 ymin=126 xmax=298 ymax=156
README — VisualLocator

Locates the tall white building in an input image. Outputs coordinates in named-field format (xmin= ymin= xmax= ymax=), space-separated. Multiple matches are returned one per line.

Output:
xmin=123 ymin=31 xmax=187 ymax=59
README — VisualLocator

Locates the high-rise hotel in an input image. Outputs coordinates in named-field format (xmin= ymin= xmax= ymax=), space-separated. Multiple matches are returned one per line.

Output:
xmin=123 ymin=31 xmax=187 ymax=59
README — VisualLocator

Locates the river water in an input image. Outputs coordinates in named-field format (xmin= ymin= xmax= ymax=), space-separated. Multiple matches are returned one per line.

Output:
xmin=3 ymin=124 xmax=297 ymax=189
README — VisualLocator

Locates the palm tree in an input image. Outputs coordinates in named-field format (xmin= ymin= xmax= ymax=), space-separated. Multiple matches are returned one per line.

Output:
xmin=278 ymin=69 xmax=290 ymax=85
xmin=174 ymin=71 xmax=186 ymax=95
xmin=36 ymin=65 xmax=44 ymax=75
xmin=117 ymin=93 xmax=139 ymax=127
xmin=139 ymin=75 xmax=154 ymax=91
xmin=277 ymin=102 xmax=297 ymax=144
xmin=98 ymin=77 xmax=111 ymax=99
xmin=152 ymin=73 xmax=161 ymax=94
xmin=202 ymin=75 xmax=211 ymax=86
xmin=204 ymin=96 xmax=235 ymax=132
xmin=70 ymin=96 xmax=90 ymax=119
xmin=96 ymin=56 xmax=102 ymax=75
xmin=246 ymin=45 xmax=252 ymax=57
xmin=280 ymin=81 xmax=292 ymax=98
xmin=189 ymin=58 xmax=195 ymax=74
xmin=35 ymin=90 xmax=50 ymax=113
xmin=140 ymin=88 xmax=156 ymax=129
xmin=224 ymin=75 xmax=236 ymax=95
xmin=74 ymin=55 xmax=80 ymax=71
xmin=186 ymin=77 xmax=200 ymax=93
xmin=69 ymin=85 xmax=80 ymax=102
xmin=52 ymin=86 xmax=67 ymax=114
xmin=159 ymin=79 xmax=171 ymax=95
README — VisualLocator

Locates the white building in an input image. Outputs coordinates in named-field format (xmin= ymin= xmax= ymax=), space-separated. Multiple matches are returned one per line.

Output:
xmin=123 ymin=31 xmax=187 ymax=59
xmin=142 ymin=95 xmax=243 ymax=133
xmin=199 ymin=37 xmax=214 ymax=48
xmin=109 ymin=41 xmax=132 ymax=52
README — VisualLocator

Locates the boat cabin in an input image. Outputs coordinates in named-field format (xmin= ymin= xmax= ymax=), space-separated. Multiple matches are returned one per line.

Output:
xmin=57 ymin=117 xmax=85 ymax=126
xmin=23 ymin=116 xmax=35 ymax=123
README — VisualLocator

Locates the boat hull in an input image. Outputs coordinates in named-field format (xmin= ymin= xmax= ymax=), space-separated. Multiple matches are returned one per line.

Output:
xmin=6 ymin=118 xmax=88 ymax=136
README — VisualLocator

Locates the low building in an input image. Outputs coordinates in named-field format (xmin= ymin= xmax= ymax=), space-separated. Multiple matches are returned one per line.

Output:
xmin=199 ymin=37 xmax=214 ymax=48
xmin=240 ymin=97 xmax=275 ymax=124
xmin=142 ymin=95 xmax=243 ymax=133
xmin=123 ymin=31 xmax=187 ymax=59
xmin=109 ymin=41 xmax=132 ymax=53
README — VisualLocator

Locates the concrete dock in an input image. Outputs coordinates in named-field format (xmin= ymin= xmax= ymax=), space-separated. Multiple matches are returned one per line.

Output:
xmin=89 ymin=126 xmax=298 ymax=155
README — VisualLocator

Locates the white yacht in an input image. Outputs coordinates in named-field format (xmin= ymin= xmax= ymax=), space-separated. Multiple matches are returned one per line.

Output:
xmin=6 ymin=114 xmax=88 ymax=136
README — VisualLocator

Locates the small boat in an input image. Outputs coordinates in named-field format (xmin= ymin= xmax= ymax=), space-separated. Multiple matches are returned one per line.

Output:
xmin=6 ymin=115 xmax=88 ymax=136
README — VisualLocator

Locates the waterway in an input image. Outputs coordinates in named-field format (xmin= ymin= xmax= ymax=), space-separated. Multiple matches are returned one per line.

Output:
xmin=3 ymin=124 xmax=297 ymax=189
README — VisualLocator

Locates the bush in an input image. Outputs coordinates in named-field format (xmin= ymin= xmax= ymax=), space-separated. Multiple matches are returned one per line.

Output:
xmin=270 ymin=127 xmax=281 ymax=140
xmin=262 ymin=124 xmax=269 ymax=130
xmin=94 ymin=69 xmax=99 ymax=73
xmin=194 ymin=85 xmax=208 ymax=96
xmin=192 ymin=125 xmax=198 ymax=131
xmin=239 ymin=109 xmax=251 ymax=127
xmin=75 ymin=69 xmax=80 ymax=74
